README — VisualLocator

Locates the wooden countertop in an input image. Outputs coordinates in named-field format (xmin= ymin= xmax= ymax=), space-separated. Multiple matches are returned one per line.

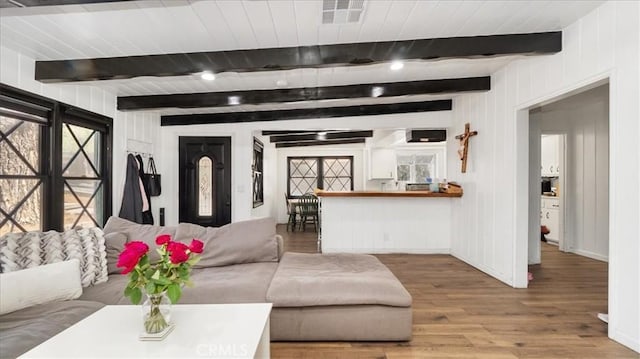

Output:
xmin=315 ymin=187 xmax=463 ymax=198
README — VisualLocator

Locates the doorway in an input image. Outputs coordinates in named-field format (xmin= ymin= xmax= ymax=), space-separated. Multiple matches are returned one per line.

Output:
xmin=528 ymin=84 xmax=609 ymax=265
xmin=178 ymin=136 xmax=231 ymax=227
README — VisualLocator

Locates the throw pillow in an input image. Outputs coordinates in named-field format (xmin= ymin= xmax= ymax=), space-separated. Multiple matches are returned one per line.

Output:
xmin=104 ymin=232 xmax=127 ymax=274
xmin=0 ymin=228 xmax=108 ymax=287
xmin=0 ymin=259 xmax=83 ymax=315
xmin=174 ymin=222 xmax=210 ymax=242
xmin=195 ymin=217 xmax=278 ymax=268
xmin=103 ymin=216 xmax=176 ymax=262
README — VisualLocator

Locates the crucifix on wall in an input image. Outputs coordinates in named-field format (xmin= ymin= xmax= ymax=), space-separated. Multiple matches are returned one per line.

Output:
xmin=455 ymin=123 xmax=478 ymax=173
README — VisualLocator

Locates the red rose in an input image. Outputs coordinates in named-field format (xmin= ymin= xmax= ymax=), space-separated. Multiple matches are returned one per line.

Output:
xmin=117 ymin=241 xmax=148 ymax=274
xmin=189 ymin=239 xmax=204 ymax=254
xmin=155 ymin=234 xmax=171 ymax=246
xmin=125 ymin=241 xmax=149 ymax=256
xmin=167 ymin=241 xmax=188 ymax=253
xmin=169 ymin=249 xmax=189 ymax=264
xmin=117 ymin=249 xmax=141 ymax=274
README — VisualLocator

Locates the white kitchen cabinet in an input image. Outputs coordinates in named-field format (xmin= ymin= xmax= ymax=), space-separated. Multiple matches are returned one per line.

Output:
xmin=541 ymin=135 xmax=560 ymax=176
xmin=369 ymin=148 xmax=396 ymax=179
xmin=541 ymin=197 xmax=560 ymax=243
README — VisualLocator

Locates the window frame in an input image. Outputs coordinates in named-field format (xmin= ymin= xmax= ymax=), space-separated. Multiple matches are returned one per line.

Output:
xmin=0 ymin=83 xmax=112 ymax=233
xmin=252 ymin=137 xmax=264 ymax=208
xmin=287 ymin=156 xmax=354 ymax=197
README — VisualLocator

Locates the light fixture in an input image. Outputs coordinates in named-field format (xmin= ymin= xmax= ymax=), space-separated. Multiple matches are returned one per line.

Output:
xmin=390 ymin=61 xmax=404 ymax=71
xmin=200 ymin=71 xmax=215 ymax=81
xmin=371 ymin=86 xmax=384 ymax=97
xmin=276 ymin=79 xmax=288 ymax=87
xmin=228 ymin=96 xmax=241 ymax=105
xmin=316 ymin=131 xmax=327 ymax=140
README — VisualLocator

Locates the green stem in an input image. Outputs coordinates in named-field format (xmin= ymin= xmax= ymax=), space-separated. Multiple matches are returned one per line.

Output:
xmin=144 ymin=295 xmax=168 ymax=334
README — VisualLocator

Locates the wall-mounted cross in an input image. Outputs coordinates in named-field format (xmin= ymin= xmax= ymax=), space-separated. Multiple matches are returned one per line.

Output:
xmin=455 ymin=123 xmax=478 ymax=173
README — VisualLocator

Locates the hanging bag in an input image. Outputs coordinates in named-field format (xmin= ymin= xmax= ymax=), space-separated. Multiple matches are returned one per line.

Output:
xmin=143 ymin=157 xmax=162 ymax=196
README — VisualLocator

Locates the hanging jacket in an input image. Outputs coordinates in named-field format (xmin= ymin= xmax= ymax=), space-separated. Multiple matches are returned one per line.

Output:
xmin=135 ymin=154 xmax=154 ymax=225
xmin=118 ymin=154 xmax=144 ymax=223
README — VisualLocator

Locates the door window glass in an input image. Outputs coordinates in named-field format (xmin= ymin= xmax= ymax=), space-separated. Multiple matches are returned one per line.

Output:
xmin=197 ymin=156 xmax=214 ymax=217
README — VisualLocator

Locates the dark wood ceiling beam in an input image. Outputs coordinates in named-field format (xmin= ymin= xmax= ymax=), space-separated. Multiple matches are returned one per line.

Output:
xmin=262 ymin=130 xmax=343 ymax=135
xmin=0 ymin=0 xmax=131 ymax=7
xmin=160 ymin=100 xmax=451 ymax=126
xmin=270 ymin=130 xmax=373 ymax=143
xmin=36 ymin=32 xmax=561 ymax=83
xmin=275 ymin=138 xmax=366 ymax=148
xmin=117 ymin=77 xmax=489 ymax=110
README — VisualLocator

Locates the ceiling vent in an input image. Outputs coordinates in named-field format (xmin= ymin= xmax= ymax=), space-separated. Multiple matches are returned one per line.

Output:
xmin=406 ymin=129 xmax=447 ymax=143
xmin=322 ymin=0 xmax=364 ymax=24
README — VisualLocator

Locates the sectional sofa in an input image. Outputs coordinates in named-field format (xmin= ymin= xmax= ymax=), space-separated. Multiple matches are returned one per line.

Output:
xmin=0 ymin=217 xmax=412 ymax=358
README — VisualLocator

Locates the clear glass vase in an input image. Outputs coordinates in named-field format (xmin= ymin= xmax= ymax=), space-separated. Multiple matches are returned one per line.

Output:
xmin=141 ymin=291 xmax=171 ymax=334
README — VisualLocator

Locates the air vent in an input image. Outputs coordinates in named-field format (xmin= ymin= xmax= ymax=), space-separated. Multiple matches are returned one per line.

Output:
xmin=406 ymin=129 xmax=447 ymax=143
xmin=322 ymin=0 xmax=364 ymax=24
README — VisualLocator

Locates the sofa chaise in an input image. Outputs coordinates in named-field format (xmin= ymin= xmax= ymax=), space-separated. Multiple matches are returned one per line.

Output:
xmin=0 ymin=216 xmax=412 ymax=358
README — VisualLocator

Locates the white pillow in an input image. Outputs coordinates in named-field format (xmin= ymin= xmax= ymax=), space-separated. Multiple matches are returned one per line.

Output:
xmin=0 ymin=259 xmax=83 ymax=315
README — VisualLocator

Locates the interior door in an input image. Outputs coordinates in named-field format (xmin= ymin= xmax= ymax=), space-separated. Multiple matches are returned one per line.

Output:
xmin=178 ymin=137 xmax=231 ymax=227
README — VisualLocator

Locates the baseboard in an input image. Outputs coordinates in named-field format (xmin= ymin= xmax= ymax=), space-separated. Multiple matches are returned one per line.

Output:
xmin=612 ymin=330 xmax=640 ymax=353
xmin=321 ymin=248 xmax=450 ymax=255
xmin=571 ymin=249 xmax=608 ymax=262
xmin=451 ymin=251 xmax=515 ymax=288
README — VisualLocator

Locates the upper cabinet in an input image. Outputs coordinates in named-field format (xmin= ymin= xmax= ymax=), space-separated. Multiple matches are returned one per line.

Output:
xmin=541 ymin=135 xmax=560 ymax=177
xmin=369 ymin=148 xmax=396 ymax=179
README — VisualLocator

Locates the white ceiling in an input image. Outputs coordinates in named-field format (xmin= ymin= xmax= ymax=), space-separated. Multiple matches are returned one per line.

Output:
xmin=0 ymin=0 xmax=604 ymax=113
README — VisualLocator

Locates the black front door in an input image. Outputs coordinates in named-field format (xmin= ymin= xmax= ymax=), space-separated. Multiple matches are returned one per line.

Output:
xmin=178 ymin=137 xmax=231 ymax=227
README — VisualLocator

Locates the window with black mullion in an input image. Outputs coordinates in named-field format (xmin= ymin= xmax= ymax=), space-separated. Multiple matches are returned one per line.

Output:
xmin=287 ymin=156 xmax=353 ymax=197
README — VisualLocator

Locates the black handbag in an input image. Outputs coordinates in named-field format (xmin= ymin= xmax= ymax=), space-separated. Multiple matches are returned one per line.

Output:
xmin=142 ymin=157 xmax=161 ymax=196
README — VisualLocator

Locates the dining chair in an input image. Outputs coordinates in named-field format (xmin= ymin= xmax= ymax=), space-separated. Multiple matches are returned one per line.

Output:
xmin=297 ymin=193 xmax=319 ymax=232
xmin=285 ymin=193 xmax=297 ymax=232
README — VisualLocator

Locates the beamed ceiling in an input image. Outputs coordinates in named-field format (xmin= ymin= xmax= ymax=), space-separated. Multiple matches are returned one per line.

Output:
xmin=0 ymin=0 xmax=603 ymax=144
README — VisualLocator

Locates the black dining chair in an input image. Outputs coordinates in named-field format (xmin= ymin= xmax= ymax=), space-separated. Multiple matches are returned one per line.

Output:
xmin=285 ymin=193 xmax=297 ymax=232
xmin=297 ymin=193 xmax=319 ymax=232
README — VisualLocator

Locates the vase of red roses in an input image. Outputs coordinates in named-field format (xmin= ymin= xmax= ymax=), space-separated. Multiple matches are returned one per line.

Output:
xmin=117 ymin=234 xmax=203 ymax=334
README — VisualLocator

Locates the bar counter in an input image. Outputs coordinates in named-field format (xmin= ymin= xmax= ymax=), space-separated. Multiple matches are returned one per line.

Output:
xmin=317 ymin=184 xmax=462 ymax=254
xmin=315 ymin=189 xmax=462 ymax=198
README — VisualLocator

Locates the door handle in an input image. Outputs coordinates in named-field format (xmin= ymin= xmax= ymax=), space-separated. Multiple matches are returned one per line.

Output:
xmin=546 ymin=212 xmax=549 ymax=219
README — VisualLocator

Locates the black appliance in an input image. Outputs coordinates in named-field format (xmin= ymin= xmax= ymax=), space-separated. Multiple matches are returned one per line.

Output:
xmin=541 ymin=179 xmax=552 ymax=194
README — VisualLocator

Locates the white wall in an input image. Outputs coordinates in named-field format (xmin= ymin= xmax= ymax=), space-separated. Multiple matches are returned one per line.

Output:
xmin=112 ymin=112 xmax=162 ymax=222
xmin=448 ymin=2 xmax=639 ymax=352
xmin=155 ymin=111 xmax=451 ymax=226
xmin=0 ymin=45 xmax=116 ymax=120
xmin=0 ymin=45 xmax=162 ymax=223
xmin=530 ymin=85 xmax=609 ymax=262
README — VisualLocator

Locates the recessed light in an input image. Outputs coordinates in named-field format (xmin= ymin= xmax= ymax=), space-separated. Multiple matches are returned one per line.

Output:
xmin=200 ymin=71 xmax=215 ymax=81
xmin=317 ymin=131 xmax=327 ymax=140
xmin=276 ymin=79 xmax=288 ymax=87
xmin=390 ymin=61 xmax=404 ymax=71
xmin=371 ymin=86 xmax=384 ymax=97
xmin=228 ymin=96 xmax=241 ymax=105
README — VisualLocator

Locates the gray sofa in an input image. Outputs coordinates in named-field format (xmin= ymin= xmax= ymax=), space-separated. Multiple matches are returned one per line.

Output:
xmin=0 ymin=216 xmax=412 ymax=358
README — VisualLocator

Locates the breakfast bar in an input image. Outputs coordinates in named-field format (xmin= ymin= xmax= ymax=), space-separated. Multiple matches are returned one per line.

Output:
xmin=315 ymin=186 xmax=462 ymax=254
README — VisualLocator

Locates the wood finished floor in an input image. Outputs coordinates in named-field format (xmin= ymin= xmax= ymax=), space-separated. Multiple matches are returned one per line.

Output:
xmin=272 ymin=225 xmax=637 ymax=358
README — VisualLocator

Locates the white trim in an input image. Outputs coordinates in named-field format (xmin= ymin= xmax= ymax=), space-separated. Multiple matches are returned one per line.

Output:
xmin=571 ymin=249 xmax=608 ymax=262
xmin=321 ymin=248 xmax=450 ymax=254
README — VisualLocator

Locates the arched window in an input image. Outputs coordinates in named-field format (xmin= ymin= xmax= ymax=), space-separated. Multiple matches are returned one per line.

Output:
xmin=197 ymin=156 xmax=213 ymax=217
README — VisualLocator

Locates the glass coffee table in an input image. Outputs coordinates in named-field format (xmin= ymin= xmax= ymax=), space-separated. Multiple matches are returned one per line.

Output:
xmin=19 ymin=303 xmax=272 ymax=358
